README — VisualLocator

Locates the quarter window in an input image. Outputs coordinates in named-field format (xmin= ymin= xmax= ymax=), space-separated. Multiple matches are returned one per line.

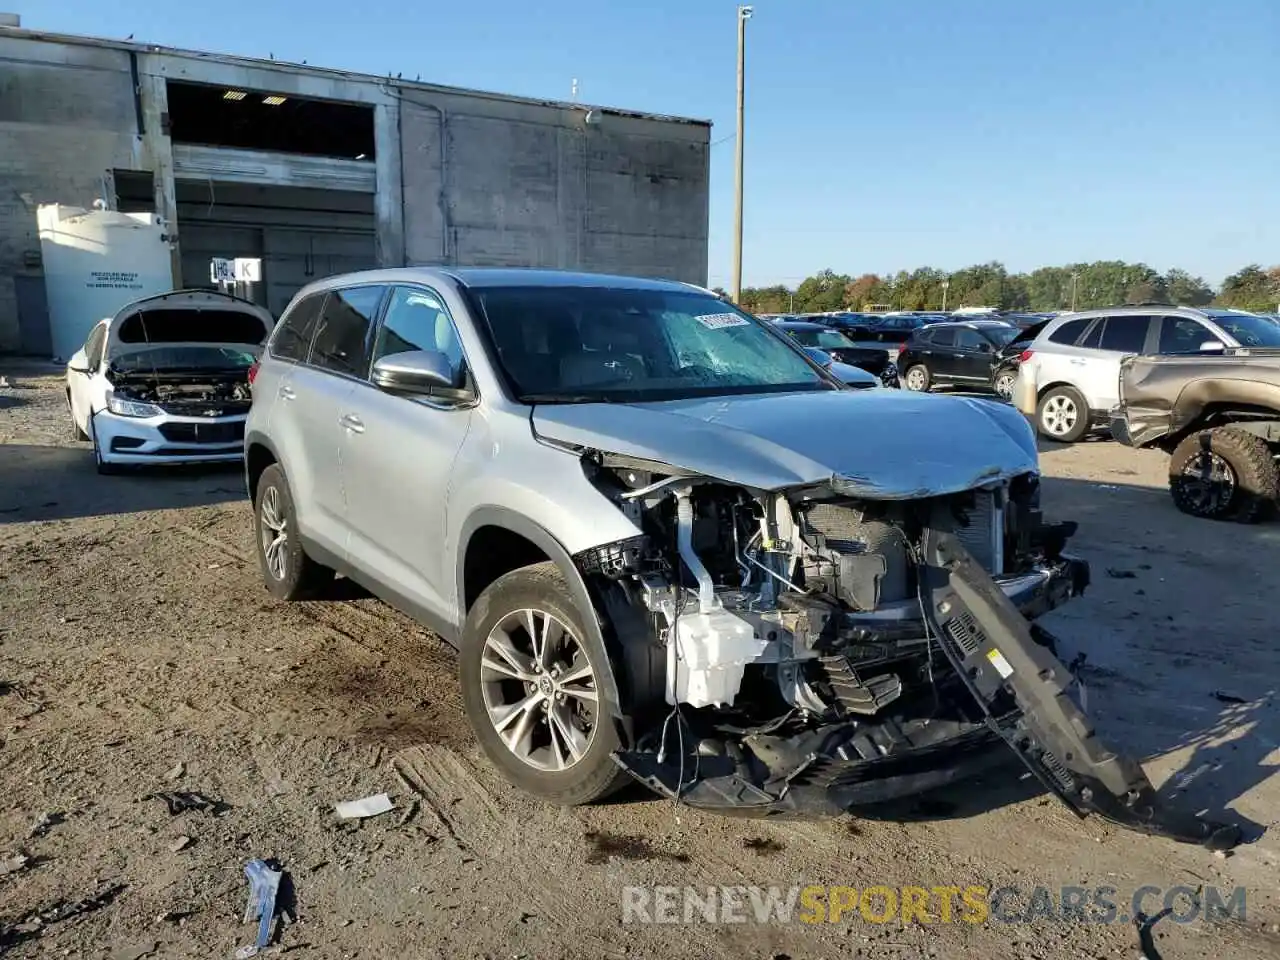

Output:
xmin=270 ymin=294 xmax=324 ymax=362
xmin=373 ymin=286 xmax=466 ymax=381
xmin=311 ymin=286 xmax=386 ymax=377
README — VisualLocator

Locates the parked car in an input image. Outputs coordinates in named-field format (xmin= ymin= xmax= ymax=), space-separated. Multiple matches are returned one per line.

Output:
xmin=1014 ymin=305 xmax=1280 ymax=443
xmin=65 ymin=289 xmax=274 ymax=474
xmin=798 ymin=346 xmax=881 ymax=388
xmin=774 ymin=320 xmax=899 ymax=386
xmin=825 ymin=313 xmax=924 ymax=344
xmin=1111 ymin=348 xmax=1280 ymax=522
xmin=242 ymin=267 xmax=1235 ymax=849
xmin=896 ymin=320 xmax=1023 ymax=395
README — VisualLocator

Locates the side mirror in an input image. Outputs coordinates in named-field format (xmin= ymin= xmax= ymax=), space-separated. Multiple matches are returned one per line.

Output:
xmin=67 ymin=349 xmax=90 ymax=373
xmin=802 ymin=346 xmax=833 ymax=368
xmin=371 ymin=350 xmax=467 ymax=398
xmin=1198 ymin=339 xmax=1225 ymax=352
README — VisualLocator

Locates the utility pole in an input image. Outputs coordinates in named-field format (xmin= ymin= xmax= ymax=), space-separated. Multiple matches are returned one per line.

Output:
xmin=1071 ymin=272 xmax=1080 ymax=311
xmin=731 ymin=5 xmax=752 ymax=304
xmin=941 ymin=278 xmax=950 ymax=312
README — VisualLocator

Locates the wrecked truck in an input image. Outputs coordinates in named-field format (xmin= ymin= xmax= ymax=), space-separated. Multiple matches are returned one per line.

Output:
xmin=1112 ymin=346 xmax=1280 ymax=522
xmin=243 ymin=268 xmax=1237 ymax=849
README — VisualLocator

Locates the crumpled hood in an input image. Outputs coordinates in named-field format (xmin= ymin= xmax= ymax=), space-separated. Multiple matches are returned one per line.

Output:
xmin=532 ymin=389 xmax=1039 ymax=498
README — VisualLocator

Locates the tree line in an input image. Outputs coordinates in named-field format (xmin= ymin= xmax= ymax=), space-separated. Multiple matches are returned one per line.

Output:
xmin=726 ymin=262 xmax=1280 ymax=315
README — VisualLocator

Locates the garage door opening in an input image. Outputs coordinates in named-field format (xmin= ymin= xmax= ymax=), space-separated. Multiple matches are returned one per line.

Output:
xmin=166 ymin=80 xmax=375 ymax=162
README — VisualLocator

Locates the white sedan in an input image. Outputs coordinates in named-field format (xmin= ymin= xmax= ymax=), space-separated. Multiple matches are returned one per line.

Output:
xmin=65 ymin=289 xmax=274 ymax=474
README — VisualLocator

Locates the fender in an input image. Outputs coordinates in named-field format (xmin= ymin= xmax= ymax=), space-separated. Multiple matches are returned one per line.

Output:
xmin=455 ymin=506 xmax=627 ymax=726
xmin=243 ymin=430 xmax=283 ymax=501
xmin=1171 ymin=377 xmax=1280 ymax=438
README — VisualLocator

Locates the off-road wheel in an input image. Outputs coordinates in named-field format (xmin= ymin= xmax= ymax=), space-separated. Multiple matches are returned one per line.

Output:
xmin=254 ymin=463 xmax=335 ymax=599
xmin=460 ymin=562 xmax=629 ymax=805
xmin=1036 ymin=385 xmax=1089 ymax=443
xmin=1168 ymin=427 xmax=1279 ymax=523
xmin=903 ymin=364 xmax=932 ymax=392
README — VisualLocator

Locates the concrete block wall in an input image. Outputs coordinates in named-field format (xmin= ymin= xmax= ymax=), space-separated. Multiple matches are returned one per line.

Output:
xmin=398 ymin=90 xmax=710 ymax=285
xmin=0 ymin=36 xmax=141 ymax=351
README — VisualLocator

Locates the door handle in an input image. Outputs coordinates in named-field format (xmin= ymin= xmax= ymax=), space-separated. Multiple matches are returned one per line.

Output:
xmin=279 ymin=385 xmax=296 ymax=400
xmin=339 ymin=413 xmax=365 ymax=434
xmin=1069 ymin=358 xmax=1087 ymax=365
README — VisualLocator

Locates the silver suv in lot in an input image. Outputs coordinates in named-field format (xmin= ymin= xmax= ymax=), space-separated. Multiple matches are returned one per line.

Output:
xmin=243 ymin=268 xmax=1235 ymax=848
xmin=1013 ymin=305 xmax=1280 ymax=442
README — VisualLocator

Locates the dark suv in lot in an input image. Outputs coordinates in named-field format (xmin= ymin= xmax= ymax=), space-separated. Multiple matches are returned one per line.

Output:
xmin=897 ymin=320 xmax=1022 ymax=396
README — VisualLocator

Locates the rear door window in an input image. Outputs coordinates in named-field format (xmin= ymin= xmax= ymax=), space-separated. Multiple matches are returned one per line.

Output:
xmin=310 ymin=285 xmax=387 ymax=377
xmin=270 ymin=294 xmax=325 ymax=362
xmin=929 ymin=327 xmax=956 ymax=347
xmin=1098 ymin=315 xmax=1153 ymax=353
xmin=1047 ymin=318 xmax=1090 ymax=345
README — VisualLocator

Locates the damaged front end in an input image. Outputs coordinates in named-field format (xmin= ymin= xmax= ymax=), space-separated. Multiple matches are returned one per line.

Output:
xmin=574 ymin=455 xmax=1238 ymax=849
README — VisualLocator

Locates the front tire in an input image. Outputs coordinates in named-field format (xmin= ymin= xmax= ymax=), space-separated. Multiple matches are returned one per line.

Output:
xmin=460 ymin=562 xmax=629 ymax=805
xmin=69 ymin=393 xmax=89 ymax=441
xmin=1168 ymin=427 xmax=1278 ymax=523
xmin=89 ymin=418 xmax=121 ymax=475
xmin=254 ymin=463 xmax=334 ymax=599
xmin=903 ymin=364 xmax=932 ymax=392
xmin=1036 ymin=386 xmax=1090 ymax=442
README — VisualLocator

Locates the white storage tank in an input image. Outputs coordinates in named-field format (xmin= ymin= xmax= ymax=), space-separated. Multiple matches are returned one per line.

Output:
xmin=37 ymin=204 xmax=174 ymax=361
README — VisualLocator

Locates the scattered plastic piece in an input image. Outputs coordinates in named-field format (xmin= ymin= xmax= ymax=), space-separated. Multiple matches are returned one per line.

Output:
xmin=236 ymin=859 xmax=284 ymax=958
xmin=1212 ymin=690 xmax=1247 ymax=705
xmin=1 ymin=853 xmax=31 ymax=875
xmin=143 ymin=791 xmax=219 ymax=815
xmin=335 ymin=793 xmax=394 ymax=820
xmin=168 ymin=835 xmax=193 ymax=853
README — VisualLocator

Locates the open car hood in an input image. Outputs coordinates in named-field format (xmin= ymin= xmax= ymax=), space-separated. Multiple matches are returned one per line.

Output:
xmin=532 ymin=389 xmax=1039 ymax=498
xmin=106 ymin=289 xmax=273 ymax=353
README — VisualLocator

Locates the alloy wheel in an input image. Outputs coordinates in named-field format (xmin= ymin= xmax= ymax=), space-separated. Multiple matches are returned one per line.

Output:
xmin=994 ymin=372 xmax=1015 ymax=401
xmin=480 ymin=608 xmax=598 ymax=772
xmin=1177 ymin=450 xmax=1236 ymax=516
xmin=1041 ymin=394 xmax=1079 ymax=436
xmin=259 ymin=486 xmax=289 ymax=580
xmin=905 ymin=367 xmax=928 ymax=391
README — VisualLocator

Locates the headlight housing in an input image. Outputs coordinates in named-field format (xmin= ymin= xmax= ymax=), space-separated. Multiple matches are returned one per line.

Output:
xmin=107 ymin=395 xmax=164 ymax=418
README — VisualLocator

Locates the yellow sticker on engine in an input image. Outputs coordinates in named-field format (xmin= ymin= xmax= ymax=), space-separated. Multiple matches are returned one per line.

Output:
xmin=986 ymin=648 xmax=1014 ymax=679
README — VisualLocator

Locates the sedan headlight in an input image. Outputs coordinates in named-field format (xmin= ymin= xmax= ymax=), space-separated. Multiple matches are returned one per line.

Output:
xmin=107 ymin=395 xmax=164 ymax=418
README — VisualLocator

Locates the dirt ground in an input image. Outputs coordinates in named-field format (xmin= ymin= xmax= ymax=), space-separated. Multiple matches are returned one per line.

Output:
xmin=2 ymin=362 xmax=1278 ymax=960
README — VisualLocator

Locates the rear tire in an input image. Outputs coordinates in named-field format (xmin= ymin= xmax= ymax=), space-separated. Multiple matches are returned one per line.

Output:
xmin=460 ymin=561 xmax=629 ymax=805
xmin=254 ymin=463 xmax=335 ymax=599
xmin=903 ymin=364 xmax=932 ymax=392
xmin=1036 ymin=386 xmax=1089 ymax=443
xmin=993 ymin=370 xmax=1016 ymax=402
xmin=1168 ymin=427 xmax=1278 ymax=523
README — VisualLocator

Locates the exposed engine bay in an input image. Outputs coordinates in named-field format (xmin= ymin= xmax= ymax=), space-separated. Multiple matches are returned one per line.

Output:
xmin=107 ymin=367 xmax=253 ymax=418
xmin=574 ymin=453 xmax=1240 ymax=849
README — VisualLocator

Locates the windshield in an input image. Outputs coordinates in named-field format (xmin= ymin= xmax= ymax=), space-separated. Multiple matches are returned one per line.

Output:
xmin=809 ymin=329 xmax=856 ymax=349
xmin=110 ymin=345 xmax=259 ymax=372
xmin=1211 ymin=313 xmax=1280 ymax=348
xmin=470 ymin=286 xmax=833 ymax=403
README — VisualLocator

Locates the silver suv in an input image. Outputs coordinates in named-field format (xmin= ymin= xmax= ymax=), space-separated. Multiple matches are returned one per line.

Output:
xmin=1013 ymin=305 xmax=1280 ymax=442
xmin=242 ymin=268 xmax=1234 ymax=847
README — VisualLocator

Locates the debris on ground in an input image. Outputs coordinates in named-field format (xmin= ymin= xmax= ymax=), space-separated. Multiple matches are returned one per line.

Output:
xmin=397 ymin=799 xmax=419 ymax=827
xmin=109 ymin=941 xmax=157 ymax=960
xmin=0 ymin=883 xmax=126 ymax=948
xmin=1212 ymin=691 xmax=1248 ymax=705
xmin=1105 ymin=567 xmax=1138 ymax=579
xmin=168 ymin=835 xmax=193 ymax=853
xmin=165 ymin=762 xmax=186 ymax=781
xmin=334 ymin=793 xmax=395 ymax=820
xmin=142 ymin=791 xmax=222 ymax=815
xmin=1 ymin=852 xmax=32 ymax=876
xmin=235 ymin=859 xmax=286 ymax=959
xmin=27 ymin=811 xmax=64 ymax=838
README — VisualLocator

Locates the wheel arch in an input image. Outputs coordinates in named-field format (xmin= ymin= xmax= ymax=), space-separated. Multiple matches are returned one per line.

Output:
xmin=456 ymin=507 xmax=626 ymax=721
xmin=244 ymin=433 xmax=281 ymax=505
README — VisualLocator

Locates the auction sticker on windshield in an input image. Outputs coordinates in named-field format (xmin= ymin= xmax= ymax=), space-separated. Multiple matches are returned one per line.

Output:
xmin=696 ymin=313 xmax=751 ymax=330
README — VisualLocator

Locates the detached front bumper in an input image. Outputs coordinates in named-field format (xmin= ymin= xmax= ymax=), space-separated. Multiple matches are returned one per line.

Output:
xmin=92 ymin=409 xmax=246 ymax=465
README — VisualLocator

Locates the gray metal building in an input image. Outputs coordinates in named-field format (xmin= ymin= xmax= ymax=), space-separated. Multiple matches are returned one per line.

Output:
xmin=0 ymin=20 xmax=712 ymax=354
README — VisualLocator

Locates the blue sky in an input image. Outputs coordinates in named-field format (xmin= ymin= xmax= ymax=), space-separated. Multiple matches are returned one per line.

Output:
xmin=33 ymin=0 xmax=1280 ymax=288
